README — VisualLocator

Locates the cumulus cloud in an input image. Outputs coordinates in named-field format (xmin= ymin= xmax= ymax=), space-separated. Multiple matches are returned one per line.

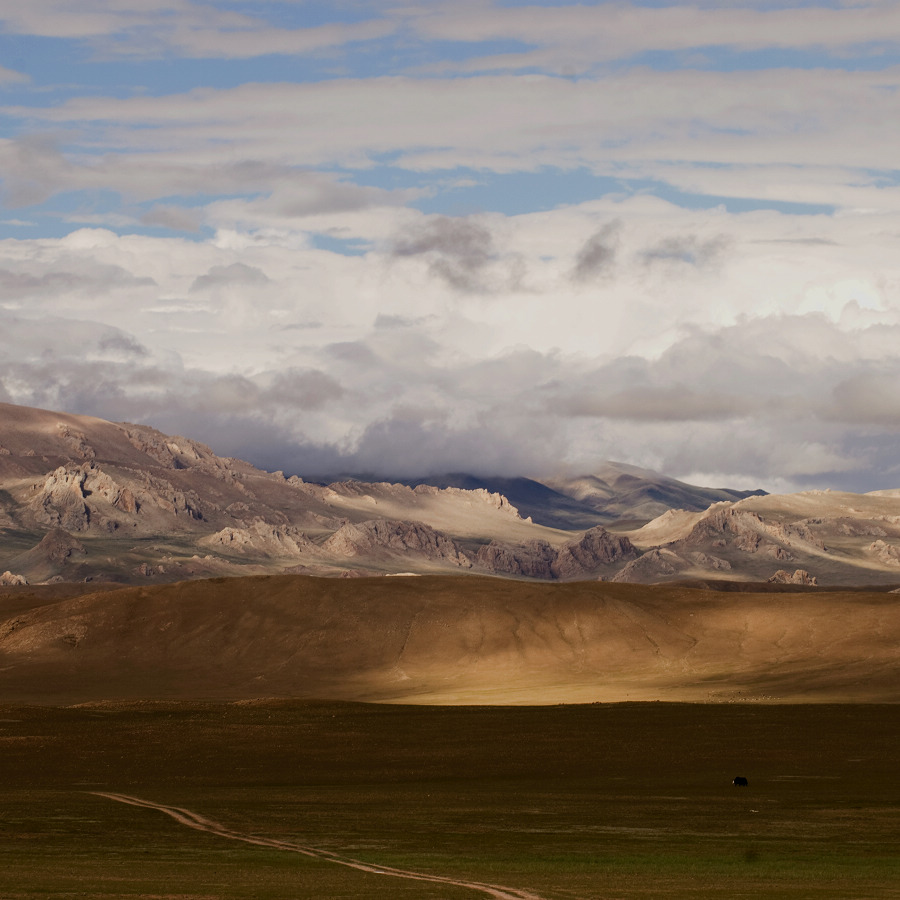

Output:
xmin=3 ymin=32 xmax=900 ymax=495
xmin=2 ymin=289 xmax=900 ymax=492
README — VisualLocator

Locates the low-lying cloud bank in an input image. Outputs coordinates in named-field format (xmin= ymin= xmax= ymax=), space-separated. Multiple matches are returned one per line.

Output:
xmin=2 ymin=196 xmax=899 ymax=493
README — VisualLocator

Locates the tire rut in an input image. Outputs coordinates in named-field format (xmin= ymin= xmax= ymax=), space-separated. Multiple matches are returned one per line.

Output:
xmin=90 ymin=791 xmax=551 ymax=900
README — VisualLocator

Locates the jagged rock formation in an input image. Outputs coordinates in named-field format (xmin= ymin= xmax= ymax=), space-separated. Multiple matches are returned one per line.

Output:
xmin=551 ymin=526 xmax=639 ymax=579
xmin=611 ymin=549 xmax=686 ymax=583
xmin=32 ymin=528 xmax=87 ymax=566
xmin=474 ymin=527 xmax=638 ymax=580
xmin=768 ymin=569 xmax=818 ymax=586
xmin=688 ymin=551 xmax=732 ymax=571
xmin=868 ymin=540 xmax=900 ymax=567
xmin=677 ymin=506 xmax=824 ymax=557
xmin=2 ymin=401 xmax=900 ymax=586
xmin=0 ymin=571 xmax=26 ymax=585
xmin=27 ymin=461 xmax=202 ymax=534
xmin=29 ymin=463 xmax=142 ymax=531
xmin=321 ymin=519 xmax=472 ymax=568
xmin=201 ymin=520 xmax=315 ymax=558
xmin=475 ymin=539 xmax=557 ymax=579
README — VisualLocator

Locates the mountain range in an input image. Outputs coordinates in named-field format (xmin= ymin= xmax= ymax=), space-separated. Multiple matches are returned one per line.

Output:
xmin=1 ymin=401 xmax=899 ymax=588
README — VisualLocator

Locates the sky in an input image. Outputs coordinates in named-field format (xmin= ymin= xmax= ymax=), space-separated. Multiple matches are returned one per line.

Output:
xmin=2 ymin=0 xmax=900 ymax=492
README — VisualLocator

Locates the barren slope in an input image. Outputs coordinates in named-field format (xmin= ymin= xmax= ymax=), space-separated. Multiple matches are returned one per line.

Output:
xmin=621 ymin=489 xmax=900 ymax=585
xmin=4 ymin=401 xmax=900 ymax=587
xmin=0 ymin=402 xmax=572 ymax=583
xmin=1 ymin=575 xmax=897 ymax=705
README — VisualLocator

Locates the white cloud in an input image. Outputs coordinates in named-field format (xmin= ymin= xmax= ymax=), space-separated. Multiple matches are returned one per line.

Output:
xmin=0 ymin=0 xmax=395 ymax=58
xmin=1 ymin=190 xmax=899 ymax=489
xmin=3 ymin=2 xmax=900 ymax=491
xmin=0 ymin=65 xmax=28 ymax=84
xmin=412 ymin=3 xmax=900 ymax=73
xmin=5 ymin=68 xmax=900 ymax=216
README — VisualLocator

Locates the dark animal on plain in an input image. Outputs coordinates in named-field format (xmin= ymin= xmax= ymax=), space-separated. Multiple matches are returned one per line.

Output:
xmin=733 ymin=776 xmax=748 ymax=786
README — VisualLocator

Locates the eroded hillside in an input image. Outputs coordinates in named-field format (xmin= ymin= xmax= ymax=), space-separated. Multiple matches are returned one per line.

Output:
xmin=2 ymin=401 xmax=900 ymax=586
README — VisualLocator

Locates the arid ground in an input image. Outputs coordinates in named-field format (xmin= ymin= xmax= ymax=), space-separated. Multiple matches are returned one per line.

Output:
xmin=0 ymin=701 xmax=898 ymax=899
xmin=2 ymin=575 xmax=899 ymax=704
xmin=2 ymin=575 xmax=898 ymax=898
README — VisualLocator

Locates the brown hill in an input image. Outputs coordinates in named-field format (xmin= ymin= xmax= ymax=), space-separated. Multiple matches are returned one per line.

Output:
xmin=1 ymin=575 xmax=897 ymax=705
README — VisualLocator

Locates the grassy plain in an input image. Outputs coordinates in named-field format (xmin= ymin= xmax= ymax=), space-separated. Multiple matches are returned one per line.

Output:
xmin=0 ymin=701 xmax=898 ymax=899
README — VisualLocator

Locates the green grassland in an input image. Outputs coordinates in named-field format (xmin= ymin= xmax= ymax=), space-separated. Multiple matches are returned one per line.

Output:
xmin=0 ymin=701 xmax=898 ymax=899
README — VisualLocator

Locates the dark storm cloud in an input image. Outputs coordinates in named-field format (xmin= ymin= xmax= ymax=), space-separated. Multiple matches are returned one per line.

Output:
xmin=392 ymin=216 xmax=495 ymax=291
xmin=571 ymin=220 xmax=620 ymax=282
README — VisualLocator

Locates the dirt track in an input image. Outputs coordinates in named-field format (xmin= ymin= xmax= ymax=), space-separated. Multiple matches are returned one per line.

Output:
xmin=91 ymin=792 xmax=548 ymax=900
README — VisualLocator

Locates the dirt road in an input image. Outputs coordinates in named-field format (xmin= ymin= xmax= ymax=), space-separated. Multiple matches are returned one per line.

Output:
xmin=90 ymin=791 xmax=549 ymax=900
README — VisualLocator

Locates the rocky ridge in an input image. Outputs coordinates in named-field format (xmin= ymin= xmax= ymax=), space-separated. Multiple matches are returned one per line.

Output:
xmin=1 ymin=402 xmax=899 ymax=587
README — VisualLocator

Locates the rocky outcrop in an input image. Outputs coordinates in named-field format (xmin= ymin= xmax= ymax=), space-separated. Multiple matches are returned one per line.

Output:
xmin=202 ymin=520 xmax=315 ymax=558
xmin=868 ymin=540 xmax=900 ymax=567
xmin=326 ymin=481 xmax=524 ymax=520
xmin=551 ymin=526 xmax=638 ymax=579
xmin=688 ymin=551 xmax=731 ymax=570
xmin=476 ymin=539 xmax=556 ymax=578
xmin=413 ymin=484 xmax=523 ymax=518
xmin=803 ymin=517 xmax=889 ymax=538
xmin=0 ymin=571 xmax=27 ymax=585
xmin=768 ymin=569 xmax=818 ymax=585
xmin=611 ymin=548 xmax=686 ymax=583
xmin=134 ymin=473 xmax=203 ymax=520
xmin=322 ymin=519 xmax=472 ymax=567
xmin=29 ymin=465 xmax=92 ymax=530
xmin=475 ymin=527 xmax=637 ymax=580
xmin=33 ymin=528 xmax=87 ymax=565
xmin=124 ymin=427 xmax=212 ymax=469
xmin=677 ymin=505 xmax=824 ymax=557
xmin=57 ymin=426 xmax=96 ymax=460
xmin=27 ymin=462 xmax=206 ymax=534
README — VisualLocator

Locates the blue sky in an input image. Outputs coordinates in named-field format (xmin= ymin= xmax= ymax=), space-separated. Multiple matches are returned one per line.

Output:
xmin=2 ymin=0 xmax=900 ymax=490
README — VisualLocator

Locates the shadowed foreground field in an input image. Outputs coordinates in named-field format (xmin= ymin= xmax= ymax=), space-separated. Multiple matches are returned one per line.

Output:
xmin=0 ymin=701 xmax=897 ymax=899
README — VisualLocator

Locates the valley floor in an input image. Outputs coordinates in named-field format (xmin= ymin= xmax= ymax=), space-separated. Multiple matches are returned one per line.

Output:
xmin=0 ymin=701 xmax=897 ymax=899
